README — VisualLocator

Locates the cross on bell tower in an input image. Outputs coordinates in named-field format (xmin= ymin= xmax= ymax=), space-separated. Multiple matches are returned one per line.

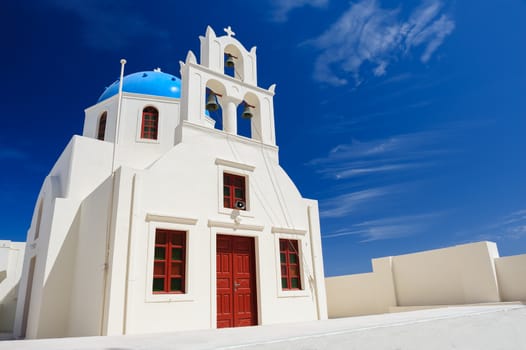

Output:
xmin=224 ymin=26 xmax=236 ymax=37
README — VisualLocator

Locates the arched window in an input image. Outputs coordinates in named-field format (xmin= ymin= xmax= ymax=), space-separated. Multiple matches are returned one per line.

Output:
xmin=224 ymin=45 xmax=243 ymax=81
xmin=97 ymin=112 xmax=107 ymax=140
xmin=141 ymin=107 xmax=159 ymax=140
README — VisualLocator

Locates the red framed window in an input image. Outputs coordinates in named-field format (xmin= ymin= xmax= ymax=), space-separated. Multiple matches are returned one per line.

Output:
xmin=97 ymin=112 xmax=107 ymax=140
xmin=141 ymin=107 xmax=159 ymax=140
xmin=280 ymin=239 xmax=301 ymax=290
xmin=223 ymin=173 xmax=246 ymax=210
xmin=152 ymin=229 xmax=186 ymax=294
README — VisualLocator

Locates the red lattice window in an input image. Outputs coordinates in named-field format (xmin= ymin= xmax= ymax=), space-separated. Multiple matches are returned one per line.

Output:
xmin=223 ymin=173 xmax=246 ymax=210
xmin=141 ymin=107 xmax=159 ymax=140
xmin=280 ymin=239 xmax=301 ymax=290
xmin=152 ymin=229 xmax=186 ymax=294
xmin=97 ymin=112 xmax=107 ymax=140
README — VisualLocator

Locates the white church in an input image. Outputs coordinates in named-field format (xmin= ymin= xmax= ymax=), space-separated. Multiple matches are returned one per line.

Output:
xmin=12 ymin=26 xmax=328 ymax=339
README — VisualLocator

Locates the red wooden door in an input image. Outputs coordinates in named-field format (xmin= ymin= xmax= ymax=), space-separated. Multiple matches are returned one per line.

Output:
xmin=216 ymin=235 xmax=258 ymax=328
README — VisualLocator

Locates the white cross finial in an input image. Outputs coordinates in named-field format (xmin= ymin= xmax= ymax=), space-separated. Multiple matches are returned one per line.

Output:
xmin=224 ymin=26 xmax=235 ymax=37
xmin=153 ymin=67 xmax=161 ymax=72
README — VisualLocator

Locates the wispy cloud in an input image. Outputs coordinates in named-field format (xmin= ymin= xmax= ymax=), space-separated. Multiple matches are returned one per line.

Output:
xmin=309 ymin=0 xmax=455 ymax=85
xmin=320 ymin=186 xmax=397 ymax=218
xmin=0 ymin=148 xmax=28 ymax=161
xmin=309 ymin=130 xmax=445 ymax=180
xmin=271 ymin=0 xmax=328 ymax=22
xmin=502 ymin=209 xmax=526 ymax=225
xmin=332 ymin=162 xmax=434 ymax=179
xmin=324 ymin=212 xmax=440 ymax=241
xmin=45 ymin=0 xmax=170 ymax=50
xmin=320 ymin=110 xmax=392 ymax=131
xmin=374 ymin=72 xmax=414 ymax=87
xmin=476 ymin=209 xmax=526 ymax=241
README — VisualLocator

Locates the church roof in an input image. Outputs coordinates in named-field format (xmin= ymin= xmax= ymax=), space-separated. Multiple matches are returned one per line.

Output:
xmin=97 ymin=71 xmax=182 ymax=102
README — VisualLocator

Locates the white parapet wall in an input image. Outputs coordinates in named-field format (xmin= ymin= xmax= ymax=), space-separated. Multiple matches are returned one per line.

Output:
xmin=393 ymin=241 xmax=500 ymax=306
xmin=495 ymin=254 xmax=526 ymax=302
xmin=0 ymin=241 xmax=26 ymax=333
xmin=326 ymin=273 xmax=391 ymax=317
xmin=326 ymin=241 xmax=526 ymax=318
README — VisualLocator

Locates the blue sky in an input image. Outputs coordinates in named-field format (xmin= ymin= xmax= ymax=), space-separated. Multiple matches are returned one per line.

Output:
xmin=1 ymin=0 xmax=525 ymax=276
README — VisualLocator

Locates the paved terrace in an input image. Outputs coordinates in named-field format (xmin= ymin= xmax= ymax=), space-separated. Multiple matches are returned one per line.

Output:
xmin=2 ymin=304 xmax=525 ymax=350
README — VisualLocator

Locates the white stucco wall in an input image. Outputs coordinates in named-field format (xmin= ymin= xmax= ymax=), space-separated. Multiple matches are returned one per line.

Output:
xmin=393 ymin=241 xmax=501 ymax=306
xmin=113 ymin=95 xmax=181 ymax=170
xmin=68 ymin=176 xmax=114 ymax=337
xmin=14 ymin=136 xmax=114 ymax=339
xmin=326 ymin=273 xmax=389 ymax=317
xmin=495 ymin=254 xmax=526 ymax=302
xmin=83 ymin=95 xmax=118 ymax=142
xmin=326 ymin=241 xmax=525 ymax=318
xmin=326 ymin=257 xmax=397 ymax=317
xmin=84 ymin=93 xmax=181 ymax=171
xmin=0 ymin=241 xmax=25 ymax=333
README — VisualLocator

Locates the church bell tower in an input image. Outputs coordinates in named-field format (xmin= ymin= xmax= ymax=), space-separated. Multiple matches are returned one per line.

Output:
xmin=179 ymin=26 xmax=277 ymax=145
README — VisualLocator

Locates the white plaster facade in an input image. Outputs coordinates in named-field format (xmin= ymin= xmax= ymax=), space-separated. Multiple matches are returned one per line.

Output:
xmin=326 ymin=241 xmax=526 ymax=318
xmin=0 ymin=241 xmax=25 ymax=333
xmin=13 ymin=26 xmax=327 ymax=339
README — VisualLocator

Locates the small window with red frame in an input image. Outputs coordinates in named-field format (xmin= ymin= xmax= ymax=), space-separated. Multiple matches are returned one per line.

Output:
xmin=223 ymin=173 xmax=246 ymax=210
xmin=152 ymin=229 xmax=186 ymax=294
xmin=97 ymin=112 xmax=107 ymax=140
xmin=280 ymin=239 xmax=301 ymax=290
xmin=141 ymin=107 xmax=159 ymax=140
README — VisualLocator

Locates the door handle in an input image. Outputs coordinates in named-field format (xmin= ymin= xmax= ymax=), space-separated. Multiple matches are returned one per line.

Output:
xmin=234 ymin=282 xmax=241 ymax=289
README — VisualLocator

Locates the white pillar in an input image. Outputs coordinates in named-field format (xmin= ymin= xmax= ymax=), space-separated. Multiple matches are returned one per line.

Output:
xmin=221 ymin=96 xmax=239 ymax=134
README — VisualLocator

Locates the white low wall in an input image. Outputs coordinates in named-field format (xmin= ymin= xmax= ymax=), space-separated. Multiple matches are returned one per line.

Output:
xmin=495 ymin=254 xmax=526 ymax=302
xmin=326 ymin=257 xmax=397 ymax=317
xmin=326 ymin=241 xmax=526 ymax=318
xmin=0 ymin=241 xmax=25 ymax=333
xmin=326 ymin=273 xmax=390 ymax=317
xmin=393 ymin=242 xmax=500 ymax=306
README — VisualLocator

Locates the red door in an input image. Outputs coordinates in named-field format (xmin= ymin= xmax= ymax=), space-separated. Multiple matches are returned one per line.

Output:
xmin=216 ymin=235 xmax=258 ymax=328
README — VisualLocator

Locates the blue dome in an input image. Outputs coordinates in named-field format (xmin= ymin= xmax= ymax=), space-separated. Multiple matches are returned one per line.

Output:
xmin=98 ymin=71 xmax=182 ymax=102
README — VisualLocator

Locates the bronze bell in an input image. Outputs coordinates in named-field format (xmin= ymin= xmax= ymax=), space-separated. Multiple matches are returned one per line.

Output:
xmin=225 ymin=54 xmax=235 ymax=68
xmin=206 ymin=92 xmax=219 ymax=112
xmin=241 ymin=104 xmax=253 ymax=119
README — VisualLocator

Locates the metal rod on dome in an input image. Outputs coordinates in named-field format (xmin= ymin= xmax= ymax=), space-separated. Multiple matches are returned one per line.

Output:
xmin=112 ymin=58 xmax=127 ymax=172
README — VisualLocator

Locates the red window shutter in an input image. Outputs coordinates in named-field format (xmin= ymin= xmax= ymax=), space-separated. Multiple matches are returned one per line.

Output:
xmin=279 ymin=239 xmax=301 ymax=290
xmin=141 ymin=107 xmax=159 ymax=140
xmin=153 ymin=229 xmax=186 ymax=294
xmin=223 ymin=173 xmax=246 ymax=210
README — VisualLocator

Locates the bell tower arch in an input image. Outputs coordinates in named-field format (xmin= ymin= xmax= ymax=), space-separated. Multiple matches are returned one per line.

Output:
xmin=199 ymin=26 xmax=257 ymax=85
xmin=179 ymin=26 xmax=276 ymax=146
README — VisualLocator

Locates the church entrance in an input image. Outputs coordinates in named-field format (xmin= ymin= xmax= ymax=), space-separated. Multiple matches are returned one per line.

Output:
xmin=216 ymin=235 xmax=258 ymax=328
